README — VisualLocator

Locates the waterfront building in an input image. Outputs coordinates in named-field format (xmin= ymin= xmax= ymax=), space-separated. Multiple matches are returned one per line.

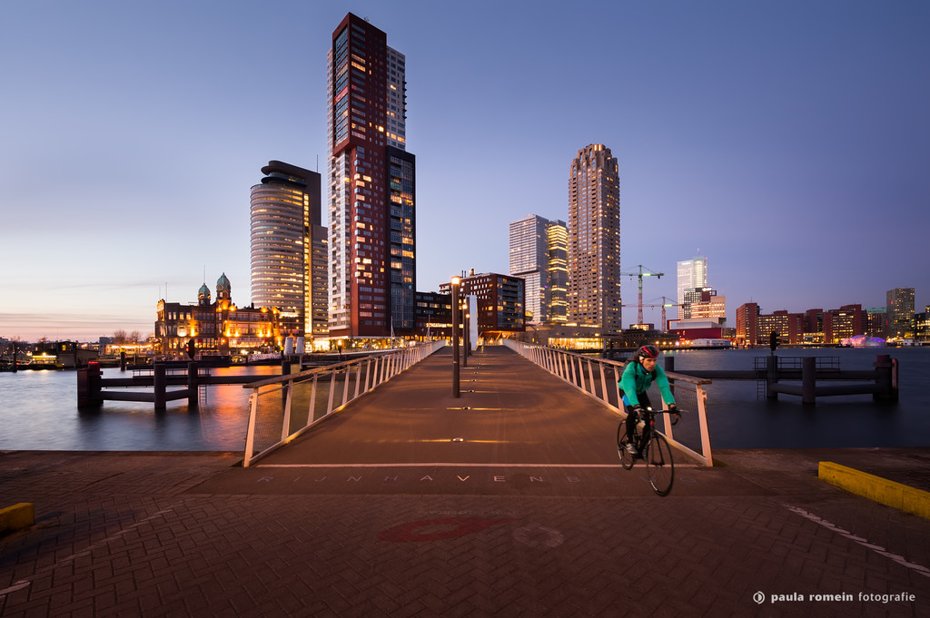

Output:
xmin=735 ymin=302 xmax=760 ymax=347
xmin=823 ymin=304 xmax=865 ymax=343
xmin=439 ymin=272 xmax=525 ymax=338
xmin=414 ymin=291 xmax=452 ymax=338
xmin=250 ymin=161 xmax=327 ymax=342
xmin=886 ymin=288 xmax=915 ymax=339
xmin=677 ymin=257 xmax=708 ymax=317
xmin=567 ymin=144 xmax=621 ymax=335
xmin=668 ymin=319 xmax=725 ymax=342
xmin=866 ymin=308 xmax=888 ymax=339
xmin=683 ymin=287 xmax=726 ymax=323
xmin=915 ymin=305 xmax=930 ymax=342
xmin=736 ymin=302 xmax=866 ymax=346
xmin=509 ymin=215 xmax=568 ymax=325
xmin=547 ymin=221 xmax=569 ymax=324
xmin=328 ymin=13 xmax=416 ymax=340
xmin=155 ymin=274 xmax=281 ymax=357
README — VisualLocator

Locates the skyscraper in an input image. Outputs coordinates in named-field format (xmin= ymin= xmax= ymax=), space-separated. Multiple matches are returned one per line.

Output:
xmin=677 ymin=257 xmax=708 ymax=311
xmin=567 ymin=144 xmax=621 ymax=335
xmin=250 ymin=161 xmax=327 ymax=340
xmin=328 ymin=13 xmax=415 ymax=339
xmin=509 ymin=215 xmax=568 ymax=325
xmin=546 ymin=220 xmax=568 ymax=324
xmin=509 ymin=215 xmax=549 ymax=324
xmin=886 ymin=287 xmax=915 ymax=339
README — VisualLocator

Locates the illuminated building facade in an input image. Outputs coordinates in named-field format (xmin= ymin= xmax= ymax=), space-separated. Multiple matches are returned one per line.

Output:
xmin=328 ymin=13 xmax=415 ymax=339
xmin=677 ymin=257 xmax=708 ymax=317
xmin=568 ymin=144 xmax=621 ymax=335
xmin=439 ymin=273 xmax=525 ymax=336
xmin=547 ymin=220 xmax=568 ymax=324
xmin=683 ymin=288 xmax=726 ymax=323
xmin=250 ymin=161 xmax=327 ymax=341
xmin=735 ymin=302 xmax=866 ymax=346
xmin=509 ymin=215 xmax=567 ymax=324
xmin=156 ymin=274 xmax=281 ymax=357
xmin=886 ymin=287 xmax=915 ymax=339
xmin=915 ymin=305 xmax=930 ymax=342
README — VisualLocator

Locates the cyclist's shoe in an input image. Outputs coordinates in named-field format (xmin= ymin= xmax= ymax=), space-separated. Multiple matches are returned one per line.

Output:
xmin=624 ymin=442 xmax=637 ymax=456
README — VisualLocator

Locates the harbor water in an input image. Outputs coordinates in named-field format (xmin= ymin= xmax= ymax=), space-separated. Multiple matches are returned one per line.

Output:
xmin=0 ymin=348 xmax=928 ymax=452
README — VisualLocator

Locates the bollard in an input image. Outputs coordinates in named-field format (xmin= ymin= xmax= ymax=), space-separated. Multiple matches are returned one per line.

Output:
xmin=120 ymin=351 xmax=127 ymax=372
xmin=802 ymin=356 xmax=816 ymax=406
xmin=154 ymin=364 xmax=167 ymax=411
xmin=187 ymin=361 xmax=199 ymax=409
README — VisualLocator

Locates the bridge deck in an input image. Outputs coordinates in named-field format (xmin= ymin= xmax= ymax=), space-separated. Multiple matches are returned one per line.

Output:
xmin=258 ymin=346 xmax=622 ymax=468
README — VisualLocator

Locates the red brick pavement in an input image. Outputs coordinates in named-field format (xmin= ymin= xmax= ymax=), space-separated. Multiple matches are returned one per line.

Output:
xmin=1 ymin=347 xmax=928 ymax=616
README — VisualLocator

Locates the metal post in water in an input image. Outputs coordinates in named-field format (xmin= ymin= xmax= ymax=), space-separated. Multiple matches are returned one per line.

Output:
xmin=802 ymin=356 xmax=816 ymax=406
xmin=873 ymin=355 xmax=898 ymax=402
xmin=766 ymin=355 xmax=778 ymax=400
xmin=187 ymin=361 xmax=199 ymax=410
xmin=154 ymin=364 xmax=167 ymax=412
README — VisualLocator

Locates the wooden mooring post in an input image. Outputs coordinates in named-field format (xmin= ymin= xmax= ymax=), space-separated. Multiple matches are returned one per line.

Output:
xmin=77 ymin=362 xmax=103 ymax=409
xmin=154 ymin=364 xmax=167 ymax=411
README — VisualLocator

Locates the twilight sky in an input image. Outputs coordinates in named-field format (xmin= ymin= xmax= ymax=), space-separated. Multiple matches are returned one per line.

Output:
xmin=1 ymin=0 xmax=928 ymax=341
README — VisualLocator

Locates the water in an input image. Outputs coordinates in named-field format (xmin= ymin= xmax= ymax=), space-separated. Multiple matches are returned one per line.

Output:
xmin=1 ymin=348 xmax=928 ymax=451
xmin=0 ymin=366 xmax=279 ymax=451
xmin=664 ymin=347 xmax=930 ymax=449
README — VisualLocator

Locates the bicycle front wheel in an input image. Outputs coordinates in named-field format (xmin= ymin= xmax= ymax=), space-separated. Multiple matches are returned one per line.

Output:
xmin=645 ymin=433 xmax=674 ymax=496
xmin=616 ymin=422 xmax=635 ymax=470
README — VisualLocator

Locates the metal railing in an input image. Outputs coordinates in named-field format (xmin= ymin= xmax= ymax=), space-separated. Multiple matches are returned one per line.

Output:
xmin=504 ymin=340 xmax=715 ymax=467
xmin=241 ymin=341 xmax=445 ymax=467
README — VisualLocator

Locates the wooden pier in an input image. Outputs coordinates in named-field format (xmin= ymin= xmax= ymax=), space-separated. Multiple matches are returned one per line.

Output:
xmin=77 ymin=361 xmax=278 ymax=411
xmin=664 ymin=354 xmax=898 ymax=406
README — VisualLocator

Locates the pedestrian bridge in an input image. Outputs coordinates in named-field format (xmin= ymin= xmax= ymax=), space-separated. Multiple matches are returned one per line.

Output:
xmin=240 ymin=342 xmax=713 ymax=471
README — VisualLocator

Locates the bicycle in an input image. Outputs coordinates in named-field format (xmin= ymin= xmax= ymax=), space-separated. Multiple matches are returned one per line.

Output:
xmin=616 ymin=406 xmax=681 ymax=496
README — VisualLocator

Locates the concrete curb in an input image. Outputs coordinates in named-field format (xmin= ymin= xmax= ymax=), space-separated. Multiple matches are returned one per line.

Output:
xmin=819 ymin=461 xmax=930 ymax=520
xmin=0 ymin=502 xmax=34 ymax=534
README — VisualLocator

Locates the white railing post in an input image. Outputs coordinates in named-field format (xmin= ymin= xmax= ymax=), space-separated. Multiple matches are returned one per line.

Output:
xmin=281 ymin=383 xmax=293 ymax=441
xmin=696 ymin=385 xmax=713 ymax=467
xmin=306 ymin=375 xmax=318 ymax=428
xmin=341 ymin=366 xmax=351 ymax=406
xmin=326 ymin=367 xmax=337 ymax=416
xmin=599 ymin=363 xmax=608 ymax=405
xmin=354 ymin=363 xmax=362 ymax=399
xmin=243 ymin=391 xmax=259 ymax=468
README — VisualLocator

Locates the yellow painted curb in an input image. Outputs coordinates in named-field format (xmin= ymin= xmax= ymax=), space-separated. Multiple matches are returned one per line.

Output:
xmin=0 ymin=503 xmax=35 ymax=533
xmin=819 ymin=462 xmax=930 ymax=521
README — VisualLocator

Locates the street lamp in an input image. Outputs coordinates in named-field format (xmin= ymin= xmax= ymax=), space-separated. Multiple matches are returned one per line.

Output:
xmin=451 ymin=275 xmax=461 ymax=398
xmin=462 ymin=296 xmax=469 ymax=368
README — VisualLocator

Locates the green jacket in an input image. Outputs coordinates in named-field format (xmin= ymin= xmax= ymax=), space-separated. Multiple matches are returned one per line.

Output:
xmin=618 ymin=360 xmax=676 ymax=407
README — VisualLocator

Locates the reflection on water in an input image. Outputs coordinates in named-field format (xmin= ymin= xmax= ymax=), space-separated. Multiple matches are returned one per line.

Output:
xmin=1 ymin=348 xmax=928 ymax=451
xmin=0 ymin=365 xmax=280 ymax=451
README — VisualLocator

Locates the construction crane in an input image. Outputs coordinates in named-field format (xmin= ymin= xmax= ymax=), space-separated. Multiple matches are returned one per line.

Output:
xmin=619 ymin=297 xmax=680 ymax=331
xmin=621 ymin=265 xmax=664 ymax=326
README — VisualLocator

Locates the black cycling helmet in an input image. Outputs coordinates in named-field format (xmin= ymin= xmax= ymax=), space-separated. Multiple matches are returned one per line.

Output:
xmin=637 ymin=344 xmax=660 ymax=361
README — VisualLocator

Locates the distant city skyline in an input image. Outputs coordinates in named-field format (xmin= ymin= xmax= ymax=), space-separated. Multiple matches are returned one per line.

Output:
xmin=1 ymin=1 xmax=928 ymax=340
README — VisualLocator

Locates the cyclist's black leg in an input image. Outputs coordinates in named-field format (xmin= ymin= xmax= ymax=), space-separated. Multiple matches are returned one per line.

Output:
xmin=625 ymin=406 xmax=637 ymax=446
xmin=637 ymin=392 xmax=653 ymax=450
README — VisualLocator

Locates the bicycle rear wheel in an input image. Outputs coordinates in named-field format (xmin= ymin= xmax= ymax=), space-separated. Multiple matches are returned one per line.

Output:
xmin=645 ymin=433 xmax=674 ymax=496
xmin=616 ymin=422 xmax=635 ymax=470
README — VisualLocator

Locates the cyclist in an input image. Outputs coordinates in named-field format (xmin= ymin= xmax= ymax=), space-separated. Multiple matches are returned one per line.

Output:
xmin=619 ymin=345 xmax=678 ymax=456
